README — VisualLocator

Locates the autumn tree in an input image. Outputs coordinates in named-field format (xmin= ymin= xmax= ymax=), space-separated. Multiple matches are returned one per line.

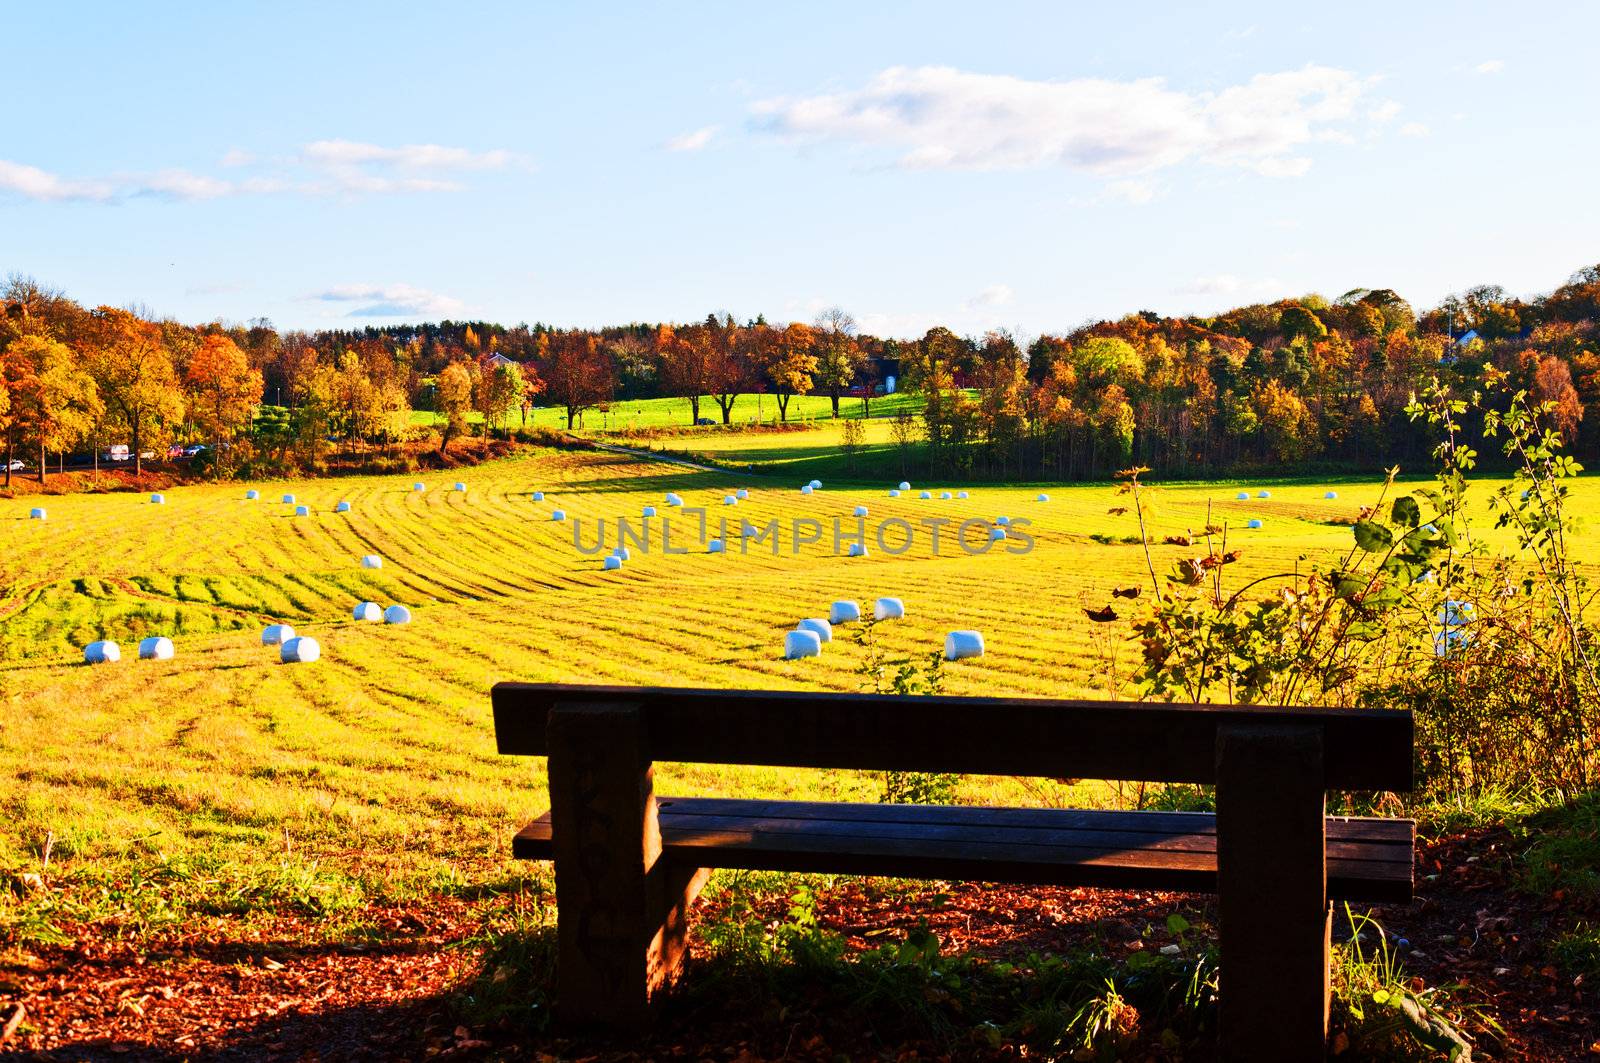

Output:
xmin=656 ymin=323 xmax=713 ymax=424
xmin=185 ymin=333 xmax=263 ymax=472
xmin=813 ymin=307 xmax=862 ymax=418
xmin=764 ymin=322 xmax=817 ymax=422
xmin=475 ymin=358 xmax=525 ymax=438
xmin=82 ymin=307 xmax=184 ymax=475
xmin=707 ymin=317 xmax=758 ymax=425
xmin=543 ymin=331 xmax=614 ymax=429
xmin=435 ymin=361 xmax=475 ymax=452
xmin=1533 ymin=354 xmax=1585 ymax=442
xmin=0 ymin=348 xmax=19 ymax=487
xmin=9 ymin=334 xmax=101 ymax=483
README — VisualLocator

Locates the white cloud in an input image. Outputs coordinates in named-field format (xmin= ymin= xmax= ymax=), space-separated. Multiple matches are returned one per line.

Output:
xmin=1106 ymin=177 xmax=1162 ymax=204
xmin=1178 ymin=274 xmax=1284 ymax=300
xmin=1474 ymin=59 xmax=1506 ymax=75
xmin=300 ymin=140 xmax=517 ymax=170
xmin=1400 ymin=121 xmax=1430 ymax=137
xmin=0 ymin=159 xmax=114 ymax=201
xmin=752 ymin=64 xmax=1388 ymax=182
xmin=0 ymin=139 xmax=524 ymax=205
xmin=664 ymin=126 xmax=718 ymax=152
xmin=1368 ymin=100 xmax=1402 ymax=125
xmin=966 ymin=284 xmax=1014 ymax=309
xmin=312 ymin=283 xmax=466 ymax=319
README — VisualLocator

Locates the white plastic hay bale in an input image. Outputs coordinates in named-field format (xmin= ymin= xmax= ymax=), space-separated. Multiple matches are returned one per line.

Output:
xmin=294 ymin=505 xmax=310 ymax=516
xmin=888 ymin=489 xmax=901 ymax=498
xmin=944 ymin=630 xmax=985 ymax=661
xmin=603 ymin=555 xmax=622 ymax=570
xmin=785 ymin=629 xmax=823 ymax=659
xmin=551 ymin=510 xmax=566 ymax=521
xmin=453 ymin=482 xmax=467 ymax=492
xmin=940 ymin=491 xmax=952 ymax=500
xmin=898 ymin=481 xmax=911 ymax=491
xmin=957 ymin=491 xmax=969 ymax=500
xmin=1236 ymin=491 xmax=1249 ymax=500
xmin=1037 ymin=493 xmax=1050 ymax=502
xmin=261 ymin=624 xmax=295 ymax=645
xmin=874 ymin=597 xmax=905 ymax=621
xmin=724 ymin=495 xmax=737 ymax=505
xmin=360 ymin=554 xmax=383 ymax=569
xmin=990 ymin=526 xmax=1008 ymax=541
xmin=1414 ymin=569 xmax=1437 ymax=585
xmin=614 ymin=546 xmax=631 ymax=560
xmin=353 ymin=601 xmax=382 ymax=621
xmin=282 ymin=493 xmax=296 ymax=504
xmin=413 ymin=482 xmax=426 ymax=492
xmin=149 ymin=493 xmax=165 ymax=504
xmin=1434 ymin=600 xmax=1476 ymax=656
xmin=919 ymin=490 xmax=932 ymax=499
xmin=810 ymin=479 xmax=822 ymax=489
xmin=1246 ymin=518 xmax=1263 ymax=529
xmin=280 ymin=636 xmax=320 ymax=663
xmin=736 ymin=488 xmax=749 ymax=499
xmin=384 ymin=604 xmax=412 ymax=625
xmin=335 ymin=501 xmax=351 ymax=513
xmin=800 ymin=485 xmax=814 ymax=495
xmin=848 ymin=542 xmax=869 ymax=557
xmin=245 ymin=489 xmax=259 ymax=500
xmin=532 ymin=491 xmax=545 ymax=502
xmin=29 ymin=507 xmax=45 ymax=520
xmin=1324 ymin=490 xmax=1338 ymax=500
xmin=642 ymin=506 xmax=657 ymax=518
xmin=708 ymin=539 xmax=724 ymax=553
xmin=666 ymin=492 xmax=682 ymax=506
xmin=797 ymin=618 xmax=832 ymax=643
xmin=853 ymin=505 xmax=869 ymax=517
xmin=84 ymin=640 xmax=121 ymax=664
xmin=1257 ymin=490 xmax=1271 ymax=499
xmin=138 ymin=636 xmax=174 ymax=660
xmin=996 ymin=515 xmax=1010 ymax=525
xmin=829 ymin=600 xmax=862 ymax=624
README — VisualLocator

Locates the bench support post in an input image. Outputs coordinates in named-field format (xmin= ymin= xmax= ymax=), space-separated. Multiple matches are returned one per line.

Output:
xmin=546 ymin=700 xmax=709 ymax=1030
xmin=1215 ymin=723 xmax=1330 ymax=1062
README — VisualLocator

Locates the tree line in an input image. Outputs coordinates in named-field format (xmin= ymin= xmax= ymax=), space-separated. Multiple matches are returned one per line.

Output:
xmin=3 ymin=265 xmax=1598 ymax=484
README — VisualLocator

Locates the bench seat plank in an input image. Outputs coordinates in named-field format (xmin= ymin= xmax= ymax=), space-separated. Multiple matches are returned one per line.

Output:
xmin=512 ymin=797 xmax=1413 ymax=903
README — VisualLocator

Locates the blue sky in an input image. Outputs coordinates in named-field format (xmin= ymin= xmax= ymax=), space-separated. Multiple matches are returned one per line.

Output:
xmin=4 ymin=1 xmax=1596 ymax=338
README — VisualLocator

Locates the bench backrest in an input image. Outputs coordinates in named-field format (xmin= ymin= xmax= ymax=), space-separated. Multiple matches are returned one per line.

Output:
xmin=491 ymin=683 xmax=1413 ymax=791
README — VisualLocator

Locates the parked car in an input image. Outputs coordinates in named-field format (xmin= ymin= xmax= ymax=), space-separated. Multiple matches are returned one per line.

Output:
xmin=695 ymin=417 xmax=715 ymax=426
xmin=107 ymin=444 xmax=131 ymax=462
xmin=183 ymin=444 xmax=207 ymax=457
xmin=5 ymin=458 xmax=25 ymax=471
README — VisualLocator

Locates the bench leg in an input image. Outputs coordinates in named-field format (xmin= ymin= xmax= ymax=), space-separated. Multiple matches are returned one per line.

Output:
xmin=546 ymin=700 xmax=709 ymax=1030
xmin=1215 ymin=723 xmax=1330 ymax=1062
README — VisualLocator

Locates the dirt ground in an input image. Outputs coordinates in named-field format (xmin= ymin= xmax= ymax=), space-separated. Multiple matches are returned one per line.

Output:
xmin=2 ymin=827 xmax=1594 ymax=1061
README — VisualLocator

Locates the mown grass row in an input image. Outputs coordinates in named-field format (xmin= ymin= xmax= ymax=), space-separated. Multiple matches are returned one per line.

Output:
xmin=2 ymin=446 xmax=1595 ymax=915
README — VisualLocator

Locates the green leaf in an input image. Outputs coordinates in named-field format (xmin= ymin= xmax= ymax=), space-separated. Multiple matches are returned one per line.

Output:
xmin=1391 ymin=496 xmax=1421 ymax=528
xmin=1353 ymin=520 xmax=1392 ymax=552
xmin=1166 ymin=913 xmax=1191 ymax=935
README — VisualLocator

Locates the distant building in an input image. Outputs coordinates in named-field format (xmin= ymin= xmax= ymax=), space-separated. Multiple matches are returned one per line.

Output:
xmin=486 ymin=352 xmax=519 ymax=368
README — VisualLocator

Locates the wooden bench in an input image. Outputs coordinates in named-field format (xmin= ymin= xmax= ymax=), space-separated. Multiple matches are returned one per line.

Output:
xmin=492 ymin=682 xmax=1414 ymax=1061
